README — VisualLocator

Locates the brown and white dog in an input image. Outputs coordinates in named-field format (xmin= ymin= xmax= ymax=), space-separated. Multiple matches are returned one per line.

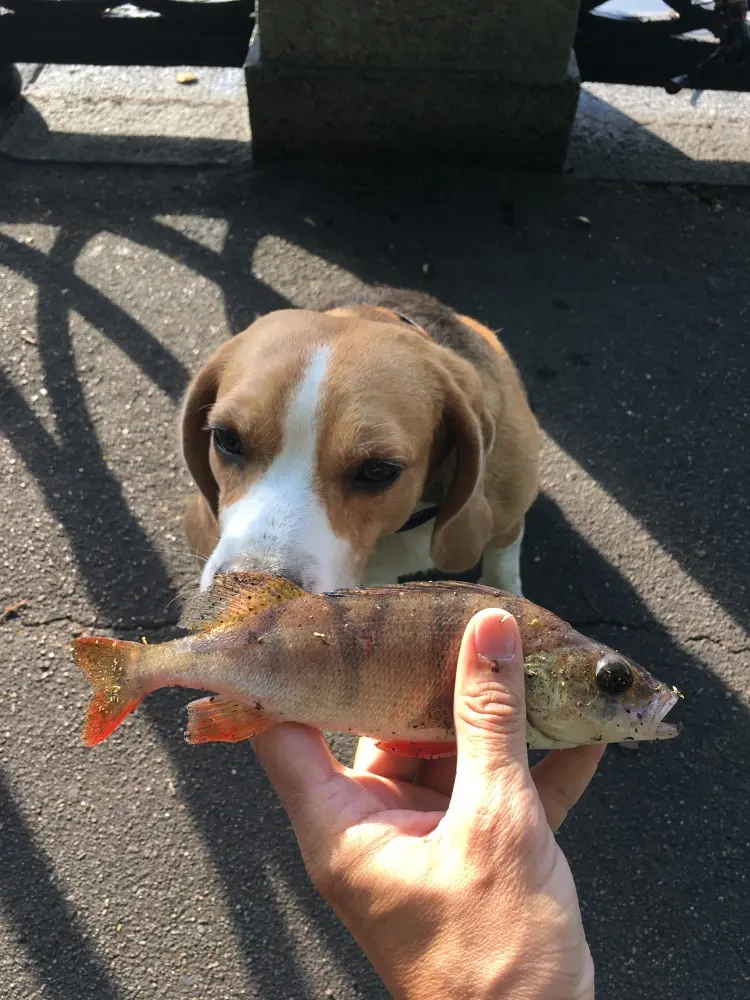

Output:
xmin=180 ymin=286 xmax=540 ymax=597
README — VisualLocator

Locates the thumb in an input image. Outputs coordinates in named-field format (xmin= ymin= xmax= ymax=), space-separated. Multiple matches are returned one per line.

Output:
xmin=444 ymin=608 xmax=533 ymax=835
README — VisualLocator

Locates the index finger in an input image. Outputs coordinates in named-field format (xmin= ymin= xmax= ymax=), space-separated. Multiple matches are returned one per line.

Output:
xmin=353 ymin=737 xmax=422 ymax=783
xmin=531 ymin=744 xmax=606 ymax=832
xmin=358 ymin=742 xmax=605 ymax=831
xmin=354 ymin=738 xmax=459 ymax=795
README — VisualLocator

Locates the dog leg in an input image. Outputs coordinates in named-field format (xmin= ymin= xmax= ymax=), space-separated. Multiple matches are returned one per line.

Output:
xmin=480 ymin=524 xmax=524 ymax=597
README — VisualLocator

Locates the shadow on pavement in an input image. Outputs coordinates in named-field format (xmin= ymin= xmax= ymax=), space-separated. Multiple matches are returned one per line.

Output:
xmin=0 ymin=156 xmax=748 ymax=999
xmin=523 ymin=495 xmax=749 ymax=998
xmin=0 ymin=774 xmax=125 ymax=1000
xmin=0 ymin=227 xmax=180 ymax=628
xmin=0 ymin=215 xmax=334 ymax=997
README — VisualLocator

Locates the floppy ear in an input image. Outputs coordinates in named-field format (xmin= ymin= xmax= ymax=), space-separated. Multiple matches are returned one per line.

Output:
xmin=430 ymin=363 xmax=496 ymax=573
xmin=184 ymin=492 xmax=220 ymax=560
xmin=180 ymin=351 xmax=226 ymax=519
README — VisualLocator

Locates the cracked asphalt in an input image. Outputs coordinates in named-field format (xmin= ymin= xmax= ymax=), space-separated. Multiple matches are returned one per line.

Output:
xmin=0 ymin=158 xmax=748 ymax=1000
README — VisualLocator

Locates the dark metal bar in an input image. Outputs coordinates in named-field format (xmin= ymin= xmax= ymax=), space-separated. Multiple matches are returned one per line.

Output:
xmin=0 ymin=2 xmax=254 ymax=67
xmin=0 ymin=62 xmax=23 ymax=104
xmin=1 ymin=0 xmax=246 ymax=14
xmin=1 ymin=0 xmax=749 ymax=92
xmin=576 ymin=2 xmax=750 ymax=93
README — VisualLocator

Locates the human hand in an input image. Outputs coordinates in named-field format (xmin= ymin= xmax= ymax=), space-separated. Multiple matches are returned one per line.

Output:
xmin=253 ymin=608 xmax=603 ymax=1000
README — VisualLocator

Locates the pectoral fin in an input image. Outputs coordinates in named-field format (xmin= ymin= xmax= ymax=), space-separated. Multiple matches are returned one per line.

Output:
xmin=184 ymin=695 xmax=274 ymax=745
xmin=374 ymin=739 xmax=457 ymax=759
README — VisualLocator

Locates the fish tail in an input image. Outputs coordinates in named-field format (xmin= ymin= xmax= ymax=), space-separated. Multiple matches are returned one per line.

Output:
xmin=72 ymin=637 xmax=145 ymax=747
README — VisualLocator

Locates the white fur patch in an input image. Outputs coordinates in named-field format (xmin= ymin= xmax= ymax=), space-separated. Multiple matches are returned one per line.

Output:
xmin=200 ymin=347 xmax=356 ymax=592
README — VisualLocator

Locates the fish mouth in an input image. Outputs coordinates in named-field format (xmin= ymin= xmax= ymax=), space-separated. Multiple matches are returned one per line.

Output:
xmin=646 ymin=688 xmax=682 ymax=740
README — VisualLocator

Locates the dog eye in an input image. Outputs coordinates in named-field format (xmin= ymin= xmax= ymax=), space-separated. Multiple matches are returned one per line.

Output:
xmin=353 ymin=460 xmax=403 ymax=491
xmin=211 ymin=426 xmax=245 ymax=460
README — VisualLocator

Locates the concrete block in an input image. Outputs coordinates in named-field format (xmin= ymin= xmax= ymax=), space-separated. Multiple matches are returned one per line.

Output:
xmin=246 ymin=52 xmax=580 ymax=169
xmin=255 ymin=0 xmax=581 ymax=85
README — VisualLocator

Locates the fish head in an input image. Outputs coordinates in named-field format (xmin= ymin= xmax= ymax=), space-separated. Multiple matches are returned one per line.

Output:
xmin=524 ymin=643 xmax=681 ymax=747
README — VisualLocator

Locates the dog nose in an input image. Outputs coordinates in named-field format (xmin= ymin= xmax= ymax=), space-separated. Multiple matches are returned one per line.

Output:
xmin=277 ymin=567 xmax=305 ymax=589
xmin=219 ymin=553 xmax=307 ymax=590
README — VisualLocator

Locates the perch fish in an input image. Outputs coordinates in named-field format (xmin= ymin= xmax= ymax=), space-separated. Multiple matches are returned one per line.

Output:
xmin=72 ymin=574 xmax=681 ymax=756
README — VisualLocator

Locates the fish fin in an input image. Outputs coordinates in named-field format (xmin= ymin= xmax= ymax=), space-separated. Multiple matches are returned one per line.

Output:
xmin=328 ymin=580 xmax=514 ymax=600
xmin=185 ymin=695 xmax=274 ymax=745
xmin=179 ymin=572 xmax=306 ymax=632
xmin=72 ymin=637 xmax=144 ymax=747
xmin=374 ymin=739 xmax=457 ymax=760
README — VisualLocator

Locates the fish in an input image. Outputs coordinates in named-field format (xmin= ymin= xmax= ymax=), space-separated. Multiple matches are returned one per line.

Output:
xmin=71 ymin=573 xmax=682 ymax=756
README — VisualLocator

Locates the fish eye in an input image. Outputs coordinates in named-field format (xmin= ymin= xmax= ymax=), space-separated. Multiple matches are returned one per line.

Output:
xmin=595 ymin=654 xmax=634 ymax=695
xmin=353 ymin=460 xmax=403 ymax=492
xmin=211 ymin=426 xmax=245 ymax=461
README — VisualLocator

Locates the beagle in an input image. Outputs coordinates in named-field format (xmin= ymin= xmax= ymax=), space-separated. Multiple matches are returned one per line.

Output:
xmin=181 ymin=286 xmax=540 ymax=597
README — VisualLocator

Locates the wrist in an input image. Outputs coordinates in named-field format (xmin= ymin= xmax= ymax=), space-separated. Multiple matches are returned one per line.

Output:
xmin=372 ymin=936 xmax=531 ymax=1000
xmin=375 ymin=939 xmax=595 ymax=1000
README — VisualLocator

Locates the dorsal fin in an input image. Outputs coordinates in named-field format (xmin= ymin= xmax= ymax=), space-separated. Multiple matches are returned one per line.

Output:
xmin=326 ymin=580 xmax=512 ymax=600
xmin=180 ymin=572 xmax=306 ymax=632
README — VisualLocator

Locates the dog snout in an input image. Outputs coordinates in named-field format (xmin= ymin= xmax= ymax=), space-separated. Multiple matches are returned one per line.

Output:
xmin=217 ymin=553 xmax=306 ymax=589
xmin=275 ymin=566 xmax=305 ymax=588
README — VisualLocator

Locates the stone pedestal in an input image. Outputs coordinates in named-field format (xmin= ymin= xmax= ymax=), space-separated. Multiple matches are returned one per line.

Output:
xmin=246 ymin=1 xmax=582 ymax=169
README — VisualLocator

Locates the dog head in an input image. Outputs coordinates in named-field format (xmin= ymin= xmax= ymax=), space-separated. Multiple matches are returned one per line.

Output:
xmin=181 ymin=306 xmax=494 ymax=592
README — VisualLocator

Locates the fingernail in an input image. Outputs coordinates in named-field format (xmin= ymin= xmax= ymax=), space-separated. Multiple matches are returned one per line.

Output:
xmin=475 ymin=611 xmax=517 ymax=664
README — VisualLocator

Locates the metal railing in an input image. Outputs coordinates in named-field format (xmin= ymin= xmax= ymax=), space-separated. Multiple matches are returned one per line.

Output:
xmin=576 ymin=1 xmax=750 ymax=93
xmin=0 ymin=0 xmax=254 ymax=68
xmin=2 ymin=2 xmax=750 ymax=100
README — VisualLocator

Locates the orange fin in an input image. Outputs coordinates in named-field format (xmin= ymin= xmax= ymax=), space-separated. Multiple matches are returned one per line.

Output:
xmin=184 ymin=695 xmax=274 ymax=745
xmin=72 ymin=636 xmax=144 ymax=747
xmin=374 ymin=739 xmax=457 ymax=760
xmin=180 ymin=572 xmax=305 ymax=632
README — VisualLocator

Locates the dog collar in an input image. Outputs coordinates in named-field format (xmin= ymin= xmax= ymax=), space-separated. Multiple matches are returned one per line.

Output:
xmin=389 ymin=309 xmax=422 ymax=329
xmin=369 ymin=306 xmax=432 ymax=342
xmin=398 ymin=505 xmax=440 ymax=532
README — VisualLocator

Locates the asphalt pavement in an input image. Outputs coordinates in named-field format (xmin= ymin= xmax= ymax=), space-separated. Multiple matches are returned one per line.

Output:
xmin=1 ymin=110 xmax=749 ymax=999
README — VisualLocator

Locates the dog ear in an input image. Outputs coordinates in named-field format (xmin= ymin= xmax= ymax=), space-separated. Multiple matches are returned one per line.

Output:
xmin=184 ymin=493 xmax=220 ymax=561
xmin=430 ymin=362 xmax=495 ymax=573
xmin=180 ymin=349 xmax=228 ymax=519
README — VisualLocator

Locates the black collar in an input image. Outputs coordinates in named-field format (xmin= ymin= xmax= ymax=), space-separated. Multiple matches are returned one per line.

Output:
xmin=398 ymin=505 xmax=440 ymax=532
xmin=387 ymin=308 xmax=432 ymax=342
xmin=389 ymin=309 xmax=423 ymax=330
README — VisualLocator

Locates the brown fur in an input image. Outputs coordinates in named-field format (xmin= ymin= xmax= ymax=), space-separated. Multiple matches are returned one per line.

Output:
xmin=180 ymin=286 xmax=540 ymax=577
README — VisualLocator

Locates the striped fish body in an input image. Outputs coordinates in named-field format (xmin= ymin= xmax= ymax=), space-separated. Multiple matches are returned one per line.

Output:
xmin=72 ymin=576 xmax=681 ymax=752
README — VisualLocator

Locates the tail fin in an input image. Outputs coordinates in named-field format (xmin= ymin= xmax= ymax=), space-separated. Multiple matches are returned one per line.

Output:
xmin=72 ymin=637 xmax=144 ymax=747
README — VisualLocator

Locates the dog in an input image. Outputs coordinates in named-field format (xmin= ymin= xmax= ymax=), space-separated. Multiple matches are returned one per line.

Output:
xmin=180 ymin=286 xmax=540 ymax=597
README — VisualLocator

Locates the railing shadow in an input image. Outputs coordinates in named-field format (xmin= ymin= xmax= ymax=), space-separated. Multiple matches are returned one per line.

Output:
xmin=0 ymin=773 xmax=125 ymax=1000
xmin=0 ymin=215 xmax=355 ymax=998
xmin=523 ymin=494 xmax=749 ymax=1000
